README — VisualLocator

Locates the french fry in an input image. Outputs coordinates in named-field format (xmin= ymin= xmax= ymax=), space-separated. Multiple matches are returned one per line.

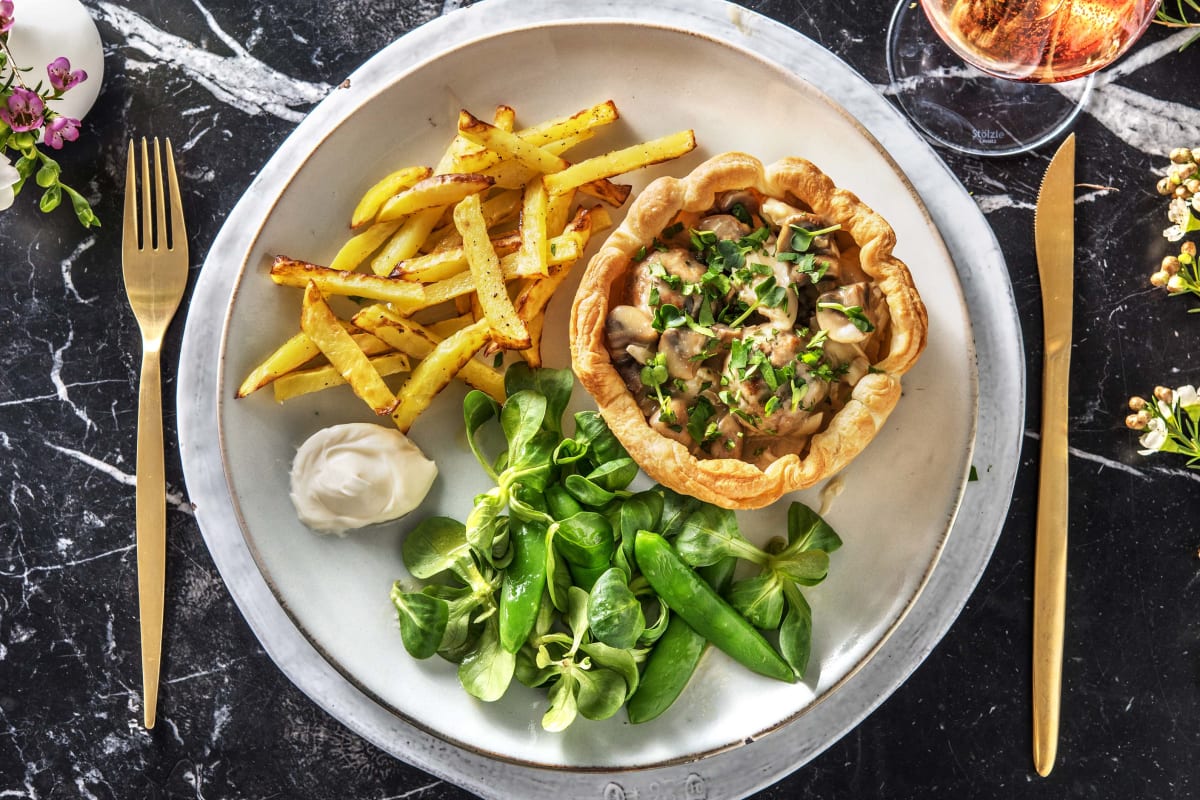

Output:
xmin=300 ymin=282 xmax=397 ymax=415
xmin=542 ymin=129 xmax=697 ymax=197
xmin=515 ymin=178 xmax=549 ymax=277
xmin=426 ymin=314 xmax=475 ymax=340
xmin=377 ymin=173 xmax=494 ymax=223
xmin=545 ymin=188 xmax=576 ymax=237
xmin=273 ymin=352 xmax=411 ymax=403
xmin=420 ymin=189 xmax=523 ymax=254
xmin=459 ymin=111 xmax=630 ymax=206
xmin=370 ymin=207 xmax=443 ymax=276
xmin=390 ymin=319 xmax=494 ymax=433
xmin=270 ymin=256 xmax=426 ymax=313
xmin=351 ymin=165 xmax=432 ymax=228
xmin=391 ymin=231 xmax=523 ymax=283
xmin=330 ymin=220 xmax=402 ymax=271
xmin=236 ymin=325 xmax=392 ymax=398
xmin=457 ymin=110 xmax=569 ymax=175
xmin=493 ymin=104 xmax=516 ymax=132
xmin=403 ymin=235 xmax=582 ymax=309
xmin=454 ymin=193 xmax=531 ymax=349
xmin=352 ymin=305 xmax=505 ymax=401
xmin=516 ymin=206 xmax=598 ymax=366
xmin=452 ymin=101 xmax=618 ymax=175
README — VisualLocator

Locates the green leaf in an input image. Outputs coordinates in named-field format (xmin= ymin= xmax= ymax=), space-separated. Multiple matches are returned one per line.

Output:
xmin=544 ymin=525 xmax=573 ymax=613
xmin=580 ymin=641 xmax=641 ymax=697
xmin=389 ymin=583 xmax=449 ymax=659
xmin=586 ymin=568 xmax=646 ymax=650
xmin=574 ymin=665 xmax=628 ymax=721
xmin=674 ymin=505 xmax=764 ymax=566
xmin=552 ymin=512 xmax=615 ymax=568
xmin=465 ymin=489 xmax=505 ymax=563
xmin=462 ymin=390 xmax=501 ymax=479
xmin=458 ymin=616 xmax=516 ymax=702
xmin=573 ymin=411 xmax=629 ymax=464
xmin=504 ymin=364 xmax=573 ymax=435
xmin=783 ymin=502 xmax=843 ymax=555
xmin=565 ymin=586 xmax=591 ymax=656
xmin=779 ymin=584 xmax=813 ymax=678
xmin=402 ymin=516 xmax=473 ymax=580
xmin=770 ymin=550 xmax=830 ymax=585
xmin=585 ymin=457 xmax=639 ymax=493
xmin=726 ymin=573 xmax=785 ymax=629
xmin=658 ymin=486 xmax=701 ymax=538
xmin=563 ymin=473 xmax=618 ymax=507
xmin=542 ymin=673 xmax=579 ymax=731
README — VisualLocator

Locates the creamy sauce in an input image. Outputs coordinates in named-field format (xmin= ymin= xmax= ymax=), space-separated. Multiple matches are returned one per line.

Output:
xmin=289 ymin=423 xmax=437 ymax=535
xmin=819 ymin=475 xmax=845 ymax=516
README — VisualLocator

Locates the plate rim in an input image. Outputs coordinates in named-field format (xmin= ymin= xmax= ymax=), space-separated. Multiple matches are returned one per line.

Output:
xmin=177 ymin=1 xmax=1025 ymax=797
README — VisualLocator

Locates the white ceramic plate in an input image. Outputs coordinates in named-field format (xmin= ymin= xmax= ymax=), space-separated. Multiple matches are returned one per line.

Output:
xmin=178 ymin=1 xmax=1024 ymax=797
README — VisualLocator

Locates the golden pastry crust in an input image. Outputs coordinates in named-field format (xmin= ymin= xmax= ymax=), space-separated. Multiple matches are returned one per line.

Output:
xmin=570 ymin=152 xmax=928 ymax=509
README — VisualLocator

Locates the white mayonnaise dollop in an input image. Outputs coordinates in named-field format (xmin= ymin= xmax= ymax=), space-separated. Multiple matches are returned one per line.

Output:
xmin=289 ymin=423 xmax=437 ymax=535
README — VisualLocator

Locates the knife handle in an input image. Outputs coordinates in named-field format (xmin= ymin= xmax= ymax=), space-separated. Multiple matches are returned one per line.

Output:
xmin=1032 ymin=342 xmax=1070 ymax=776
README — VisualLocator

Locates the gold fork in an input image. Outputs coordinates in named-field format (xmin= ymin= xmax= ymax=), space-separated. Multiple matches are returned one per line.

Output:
xmin=122 ymin=137 xmax=188 ymax=729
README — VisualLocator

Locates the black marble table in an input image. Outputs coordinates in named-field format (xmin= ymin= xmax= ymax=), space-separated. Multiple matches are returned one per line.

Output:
xmin=3 ymin=1 xmax=1198 ymax=797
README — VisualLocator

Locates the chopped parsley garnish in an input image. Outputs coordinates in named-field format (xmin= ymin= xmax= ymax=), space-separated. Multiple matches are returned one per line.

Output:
xmin=662 ymin=221 xmax=684 ymax=238
xmin=788 ymin=222 xmax=841 ymax=254
xmin=686 ymin=396 xmax=718 ymax=444
xmin=640 ymin=352 xmax=675 ymax=423
xmin=729 ymin=202 xmax=753 ymax=226
xmin=817 ymin=301 xmax=876 ymax=332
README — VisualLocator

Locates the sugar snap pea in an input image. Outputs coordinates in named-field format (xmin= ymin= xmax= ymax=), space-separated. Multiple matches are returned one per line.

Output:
xmin=499 ymin=517 xmax=548 ymax=653
xmin=626 ymin=555 xmax=736 ymax=724
xmin=634 ymin=531 xmax=795 ymax=683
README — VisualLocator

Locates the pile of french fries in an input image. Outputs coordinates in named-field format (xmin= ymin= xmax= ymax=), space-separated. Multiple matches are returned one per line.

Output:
xmin=236 ymin=100 xmax=697 ymax=432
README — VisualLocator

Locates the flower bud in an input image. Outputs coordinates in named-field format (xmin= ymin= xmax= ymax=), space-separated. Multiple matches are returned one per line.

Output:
xmin=1158 ymin=176 xmax=1174 ymax=195
xmin=1186 ymin=180 xmax=1200 ymax=195
xmin=1155 ymin=386 xmax=1174 ymax=404
xmin=1168 ymin=274 xmax=1187 ymax=293
xmin=1162 ymin=255 xmax=1182 ymax=275
xmin=1176 ymin=185 xmax=1190 ymax=199
xmin=1170 ymin=147 xmax=1194 ymax=164
xmin=1183 ymin=241 xmax=1197 ymax=257
xmin=1151 ymin=270 xmax=1169 ymax=287
xmin=1129 ymin=396 xmax=1147 ymax=411
xmin=1172 ymin=162 xmax=1198 ymax=181
xmin=1126 ymin=413 xmax=1146 ymax=430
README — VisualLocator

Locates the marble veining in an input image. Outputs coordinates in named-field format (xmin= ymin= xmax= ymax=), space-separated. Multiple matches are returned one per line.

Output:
xmin=2 ymin=0 xmax=1198 ymax=798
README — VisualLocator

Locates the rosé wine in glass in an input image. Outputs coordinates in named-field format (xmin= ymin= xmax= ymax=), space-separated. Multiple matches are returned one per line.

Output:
xmin=920 ymin=0 xmax=1159 ymax=84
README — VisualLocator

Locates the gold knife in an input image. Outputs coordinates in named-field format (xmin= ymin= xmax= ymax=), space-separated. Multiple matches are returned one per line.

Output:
xmin=1032 ymin=133 xmax=1075 ymax=777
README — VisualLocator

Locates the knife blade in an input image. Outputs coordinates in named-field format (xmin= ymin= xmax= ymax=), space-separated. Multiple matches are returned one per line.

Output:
xmin=1031 ymin=132 xmax=1075 ymax=778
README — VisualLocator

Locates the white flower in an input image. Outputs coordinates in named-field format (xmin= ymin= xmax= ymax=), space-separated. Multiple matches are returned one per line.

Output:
xmin=1169 ymin=197 xmax=1189 ymax=225
xmin=1176 ymin=385 xmax=1199 ymax=410
xmin=1164 ymin=224 xmax=1185 ymax=242
xmin=1138 ymin=417 xmax=1168 ymax=454
xmin=0 ymin=154 xmax=19 ymax=212
xmin=1191 ymin=194 xmax=1200 ymax=213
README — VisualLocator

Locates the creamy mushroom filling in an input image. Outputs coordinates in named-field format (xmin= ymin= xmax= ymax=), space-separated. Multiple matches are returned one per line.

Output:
xmin=605 ymin=190 xmax=888 ymax=464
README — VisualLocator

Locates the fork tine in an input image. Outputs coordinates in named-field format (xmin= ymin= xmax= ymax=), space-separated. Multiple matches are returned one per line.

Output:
xmin=123 ymin=140 xmax=137 ymax=250
xmin=153 ymin=138 xmax=167 ymax=251
xmin=164 ymin=139 xmax=185 ymax=253
xmin=140 ymin=137 xmax=152 ymax=250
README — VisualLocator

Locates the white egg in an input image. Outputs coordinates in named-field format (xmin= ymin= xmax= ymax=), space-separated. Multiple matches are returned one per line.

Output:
xmin=1 ymin=0 xmax=104 ymax=120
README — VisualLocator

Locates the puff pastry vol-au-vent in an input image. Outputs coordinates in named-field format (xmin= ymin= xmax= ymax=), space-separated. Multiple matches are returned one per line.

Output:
xmin=569 ymin=152 xmax=928 ymax=509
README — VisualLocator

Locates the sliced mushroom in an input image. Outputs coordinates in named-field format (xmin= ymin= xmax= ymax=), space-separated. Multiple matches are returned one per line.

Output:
xmin=659 ymin=327 xmax=709 ymax=381
xmin=816 ymin=282 xmax=874 ymax=344
xmin=718 ymin=189 xmax=762 ymax=216
xmin=695 ymin=213 xmax=749 ymax=240
xmin=606 ymin=304 xmax=658 ymax=353
xmin=700 ymin=412 xmax=744 ymax=459
xmin=628 ymin=248 xmax=707 ymax=315
xmin=649 ymin=398 xmax=692 ymax=446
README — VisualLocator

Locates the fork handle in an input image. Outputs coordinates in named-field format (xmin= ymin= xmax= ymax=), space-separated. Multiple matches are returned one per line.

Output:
xmin=135 ymin=344 xmax=166 ymax=729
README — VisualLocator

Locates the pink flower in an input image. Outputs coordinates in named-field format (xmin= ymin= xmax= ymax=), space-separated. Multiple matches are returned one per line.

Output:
xmin=0 ymin=1 xmax=14 ymax=35
xmin=43 ymin=116 xmax=79 ymax=150
xmin=0 ymin=87 xmax=45 ymax=132
xmin=47 ymin=57 xmax=88 ymax=92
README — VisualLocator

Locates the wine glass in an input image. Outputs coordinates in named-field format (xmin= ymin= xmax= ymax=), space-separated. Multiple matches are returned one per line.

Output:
xmin=886 ymin=0 xmax=1159 ymax=157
